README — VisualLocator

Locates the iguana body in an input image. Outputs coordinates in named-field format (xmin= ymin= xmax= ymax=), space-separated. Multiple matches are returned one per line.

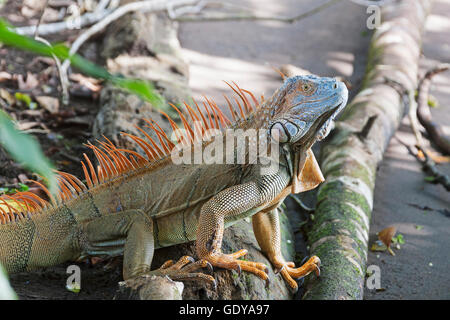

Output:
xmin=0 ymin=75 xmax=348 ymax=291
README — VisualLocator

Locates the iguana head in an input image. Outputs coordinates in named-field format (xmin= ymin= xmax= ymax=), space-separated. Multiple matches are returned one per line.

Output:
xmin=268 ymin=75 xmax=348 ymax=149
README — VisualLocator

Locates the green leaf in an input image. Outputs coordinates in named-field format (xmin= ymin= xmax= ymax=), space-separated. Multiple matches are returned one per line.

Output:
xmin=0 ymin=264 xmax=17 ymax=300
xmin=0 ymin=109 xmax=57 ymax=194
xmin=424 ymin=176 xmax=436 ymax=182
xmin=415 ymin=225 xmax=423 ymax=230
xmin=427 ymin=95 xmax=438 ymax=108
xmin=391 ymin=234 xmax=405 ymax=245
xmin=0 ymin=19 xmax=165 ymax=109
xmin=14 ymin=92 xmax=32 ymax=107
xmin=18 ymin=183 xmax=29 ymax=192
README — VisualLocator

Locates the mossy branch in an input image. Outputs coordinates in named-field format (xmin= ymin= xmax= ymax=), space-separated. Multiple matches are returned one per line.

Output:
xmin=302 ymin=0 xmax=431 ymax=300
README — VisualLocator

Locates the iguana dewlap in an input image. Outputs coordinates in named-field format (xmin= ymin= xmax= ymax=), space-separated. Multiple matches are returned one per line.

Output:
xmin=0 ymin=75 xmax=348 ymax=292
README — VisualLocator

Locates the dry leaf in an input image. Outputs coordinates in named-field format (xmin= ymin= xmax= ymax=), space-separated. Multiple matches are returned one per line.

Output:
xmin=0 ymin=88 xmax=15 ymax=105
xmin=18 ymin=72 xmax=39 ymax=91
xmin=378 ymin=226 xmax=397 ymax=256
xmin=0 ymin=71 xmax=12 ymax=82
xmin=370 ymin=240 xmax=387 ymax=252
xmin=17 ymin=121 xmax=41 ymax=131
xmin=36 ymin=96 xmax=59 ymax=114
xmin=69 ymin=73 xmax=102 ymax=92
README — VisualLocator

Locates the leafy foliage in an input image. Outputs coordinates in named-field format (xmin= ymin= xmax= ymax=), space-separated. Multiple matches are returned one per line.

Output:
xmin=0 ymin=263 xmax=17 ymax=300
xmin=0 ymin=109 xmax=57 ymax=194
xmin=0 ymin=19 xmax=166 ymax=195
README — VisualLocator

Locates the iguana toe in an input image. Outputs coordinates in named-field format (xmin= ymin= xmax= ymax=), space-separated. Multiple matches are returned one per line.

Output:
xmin=201 ymin=251 xmax=269 ymax=282
xmin=150 ymin=256 xmax=216 ymax=287
xmin=278 ymin=256 xmax=321 ymax=292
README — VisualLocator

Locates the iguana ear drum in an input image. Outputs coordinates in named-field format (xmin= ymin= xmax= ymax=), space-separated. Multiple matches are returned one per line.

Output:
xmin=270 ymin=120 xmax=307 ymax=143
xmin=270 ymin=122 xmax=289 ymax=143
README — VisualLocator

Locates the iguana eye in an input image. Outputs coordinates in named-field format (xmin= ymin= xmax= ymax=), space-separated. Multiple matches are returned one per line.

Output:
xmin=302 ymin=83 xmax=310 ymax=92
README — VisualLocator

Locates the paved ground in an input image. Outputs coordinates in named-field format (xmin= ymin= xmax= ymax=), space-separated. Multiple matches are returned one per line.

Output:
xmin=179 ymin=0 xmax=370 ymax=105
xmin=179 ymin=0 xmax=450 ymax=299
xmin=364 ymin=0 xmax=450 ymax=300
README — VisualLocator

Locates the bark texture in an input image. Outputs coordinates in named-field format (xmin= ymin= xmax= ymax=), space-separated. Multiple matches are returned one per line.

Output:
xmin=303 ymin=0 xmax=431 ymax=300
xmin=115 ymin=275 xmax=184 ymax=300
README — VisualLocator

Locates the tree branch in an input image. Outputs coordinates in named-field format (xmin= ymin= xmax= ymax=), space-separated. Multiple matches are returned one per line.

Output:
xmin=171 ymin=0 xmax=341 ymax=23
xmin=417 ymin=64 xmax=450 ymax=155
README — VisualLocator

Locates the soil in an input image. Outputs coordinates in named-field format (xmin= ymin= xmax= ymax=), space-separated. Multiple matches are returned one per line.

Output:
xmin=0 ymin=0 xmax=116 ymax=300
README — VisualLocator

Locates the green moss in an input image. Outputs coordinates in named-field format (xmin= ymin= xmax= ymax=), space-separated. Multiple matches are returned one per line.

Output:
xmin=323 ymin=159 xmax=374 ymax=190
xmin=308 ymin=219 xmax=367 ymax=260
xmin=316 ymin=181 xmax=371 ymax=224
xmin=279 ymin=209 xmax=295 ymax=260
xmin=303 ymin=240 xmax=364 ymax=300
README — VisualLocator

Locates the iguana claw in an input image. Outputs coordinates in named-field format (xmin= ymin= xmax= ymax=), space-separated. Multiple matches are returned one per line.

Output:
xmin=150 ymin=256 xmax=216 ymax=287
xmin=277 ymin=256 xmax=321 ymax=292
xmin=201 ymin=249 xmax=269 ymax=282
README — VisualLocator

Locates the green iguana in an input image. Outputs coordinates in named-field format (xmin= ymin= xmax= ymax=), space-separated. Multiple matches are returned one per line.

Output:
xmin=0 ymin=75 xmax=348 ymax=292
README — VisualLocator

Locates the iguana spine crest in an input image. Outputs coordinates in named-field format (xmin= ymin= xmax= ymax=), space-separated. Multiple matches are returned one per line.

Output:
xmin=0 ymin=82 xmax=262 ymax=225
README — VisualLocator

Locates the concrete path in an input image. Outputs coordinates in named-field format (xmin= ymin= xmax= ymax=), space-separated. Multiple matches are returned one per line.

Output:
xmin=364 ymin=0 xmax=450 ymax=300
xmin=178 ymin=0 xmax=449 ymax=299
xmin=179 ymin=0 xmax=370 ymax=105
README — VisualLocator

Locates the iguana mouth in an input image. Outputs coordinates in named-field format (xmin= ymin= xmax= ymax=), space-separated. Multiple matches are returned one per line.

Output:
xmin=301 ymin=101 xmax=342 ymax=144
xmin=315 ymin=102 xmax=343 ymax=139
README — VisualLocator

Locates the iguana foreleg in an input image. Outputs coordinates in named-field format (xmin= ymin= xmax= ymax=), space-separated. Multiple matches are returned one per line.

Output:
xmin=252 ymin=208 xmax=320 ymax=291
xmin=83 ymin=209 xmax=214 ymax=284
xmin=196 ymin=182 xmax=270 ymax=281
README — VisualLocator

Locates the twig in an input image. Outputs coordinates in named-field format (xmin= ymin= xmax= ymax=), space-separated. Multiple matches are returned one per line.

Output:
xmin=36 ymin=37 xmax=70 ymax=106
xmin=33 ymin=0 xmax=70 ymax=106
xmin=171 ymin=0 xmax=341 ymax=23
xmin=34 ymin=0 xmax=51 ymax=38
xmin=417 ymin=64 xmax=450 ymax=155
xmin=395 ymin=136 xmax=450 ymax=191
xmin=417 ymin=146 xmax=450 ymax=191
xmin=289 ymin=194 xmax=315 ymax=213
xmin=15 ymin=9 xmax=112 ymax=36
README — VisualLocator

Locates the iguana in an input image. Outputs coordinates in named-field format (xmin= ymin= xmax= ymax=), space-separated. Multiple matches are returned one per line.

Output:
xmin=0 ymin=75 xmax=348 ymax=292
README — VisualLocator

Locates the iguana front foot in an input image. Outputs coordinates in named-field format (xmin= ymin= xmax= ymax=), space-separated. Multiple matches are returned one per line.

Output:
xmin=150 ymin=256 xmax=216 ymax=288
xmin=274 ymin=256 xmax=321 ymax=292
xmin=201 ymin=249 xmax=270 ymax=282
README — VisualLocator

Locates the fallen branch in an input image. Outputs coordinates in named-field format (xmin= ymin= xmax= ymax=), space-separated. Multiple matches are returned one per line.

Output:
xmin=170 ymin=0 xmax=341 ymax=23
xmin=60 ymin=0 xmax=201 ymax=80
xmin=33 ymin=0 xmax=70 ymax=106
xmin=15 ymin=9 xmax=112 ymax=36
xmin=396 ymin=137 xmax=450 ymax=191
xmin=417 ymin=64 xmax=450 ymax=155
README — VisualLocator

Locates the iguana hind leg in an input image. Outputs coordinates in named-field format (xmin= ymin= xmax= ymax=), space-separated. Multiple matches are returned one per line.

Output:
xmin=196 ymin=183 xmax=270 ymax=282
xmin=83 ymin=209 xmax=155 ymax=279
xmin=252 ymin=208 xmax=320 ymax=292
xmin=83 ymin=209 xmax=213 ymax=284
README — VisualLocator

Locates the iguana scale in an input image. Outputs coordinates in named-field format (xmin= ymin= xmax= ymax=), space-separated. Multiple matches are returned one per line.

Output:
xmin=0 ymin=75 xmax=348 ymax=292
